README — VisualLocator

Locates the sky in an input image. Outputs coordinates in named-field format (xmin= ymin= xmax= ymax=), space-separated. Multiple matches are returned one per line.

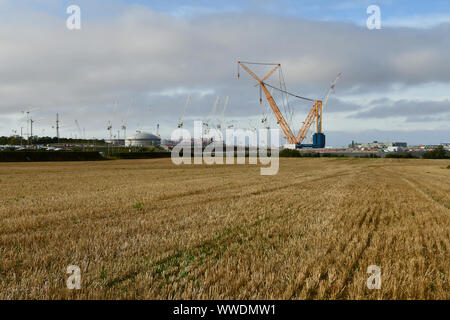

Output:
xmin=0 ymin=0 xmax=449 ymax=147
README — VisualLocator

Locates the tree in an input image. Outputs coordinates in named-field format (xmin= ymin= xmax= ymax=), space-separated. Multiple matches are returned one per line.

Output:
xmin=422 ymin=146 xmax=448 ymax=159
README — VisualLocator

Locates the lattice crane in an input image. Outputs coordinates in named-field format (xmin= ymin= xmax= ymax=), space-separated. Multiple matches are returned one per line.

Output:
xmin=237 ymin=61 xmax=340 ymax=148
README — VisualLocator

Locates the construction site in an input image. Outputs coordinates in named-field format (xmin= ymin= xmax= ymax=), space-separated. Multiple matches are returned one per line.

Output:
xmin=1 ymin=1 xmax=450 ymax=307
xmin=2 ymin=61 xmax=448 ymax=160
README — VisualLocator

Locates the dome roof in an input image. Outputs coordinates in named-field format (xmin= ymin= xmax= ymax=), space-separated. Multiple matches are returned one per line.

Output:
xmin=127 ymin=131 xmax=160 ymax=140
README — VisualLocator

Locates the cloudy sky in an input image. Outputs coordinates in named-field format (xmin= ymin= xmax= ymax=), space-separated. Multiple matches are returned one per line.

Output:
xmin=0 ymin=0 xmax=449 ymax=146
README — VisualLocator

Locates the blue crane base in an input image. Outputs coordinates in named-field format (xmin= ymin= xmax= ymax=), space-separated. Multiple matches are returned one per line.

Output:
xmin=296 ymin=133 xmax=326 ymax=149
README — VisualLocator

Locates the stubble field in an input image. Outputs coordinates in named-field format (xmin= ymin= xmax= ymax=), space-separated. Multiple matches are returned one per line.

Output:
xmin=0 ymin=158 xmax=449 ymax=299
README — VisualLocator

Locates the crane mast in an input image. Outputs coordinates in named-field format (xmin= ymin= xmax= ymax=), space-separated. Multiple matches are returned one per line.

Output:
xmin=295 ymin=100 xmax=322 ymax=143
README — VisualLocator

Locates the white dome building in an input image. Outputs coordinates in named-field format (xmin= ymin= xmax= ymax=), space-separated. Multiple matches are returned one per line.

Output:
xmin=125 ymin=131 xmax=161 ymax=147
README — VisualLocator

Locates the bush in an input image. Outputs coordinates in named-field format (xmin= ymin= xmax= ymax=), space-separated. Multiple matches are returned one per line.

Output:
xmin=422 ymin=146 xmax=449 ymax=159
xmin=321 ymin=153 xmax=347 ymax=158
xmin=0 ymin=151 xmax=103 ymax=162
xmin=385 ymin=153 xmax=417 ymax=159
xmin=111 ymin=152 xmax=171 ymax=159
xmin=279 ymin=149 xmax=346 ymax=158
xmin=279 ymin=149 xmax=302 ymax=157
xmin=357 ymin=154 xmax=379 ymax=158
xmin=303 ymin=152 xmax=321 ymax=157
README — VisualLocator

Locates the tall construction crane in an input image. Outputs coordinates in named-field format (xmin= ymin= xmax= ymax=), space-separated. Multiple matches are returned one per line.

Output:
xmin=217 ymin=96 xmax=229 ymax=130
xmin=21 ymin=108 xmax=39 ymax=142
xmin=107 ymin=120 xmax=112 ymax=141
xmin=237 ymin=61 xmax=340 ymax=148
xmin=122 ymin=98 xmax=134 ymax=139
xmin=204 ymin=96 xmax=220 ymax=136
xmin=74 ymin=119 xmax=83 ymax=139
xmin=51 ymin=113 xmax=61 ymax=143
xmin=323 ymin=72 xmax=342 ymax=113
xmin=178 ymin=95 xmax=191 ymax=128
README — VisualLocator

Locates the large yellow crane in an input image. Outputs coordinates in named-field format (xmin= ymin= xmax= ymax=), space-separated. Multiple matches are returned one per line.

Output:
xmin=237 ymin=61 xmax=340 ymax=148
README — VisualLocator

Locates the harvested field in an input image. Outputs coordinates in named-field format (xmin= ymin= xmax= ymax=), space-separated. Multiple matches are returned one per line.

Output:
xmin=0 ymin=158 xmax=449 ymax=299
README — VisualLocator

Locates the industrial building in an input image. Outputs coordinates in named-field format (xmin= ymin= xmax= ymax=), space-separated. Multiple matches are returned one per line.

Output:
xmin=125 ymin=131 xmax=161 ymax=147
xmin=354 ymin=141 xmax=407 ymax=151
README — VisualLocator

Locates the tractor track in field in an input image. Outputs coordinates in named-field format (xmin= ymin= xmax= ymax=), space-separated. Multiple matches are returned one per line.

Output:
xmin=92 ymin=171 xmax=356 ymax=295
xmin=154 ymin=170 xmax=352 ymax=202
xmin=151 ymin=170 xmax=352 ymax=209
xmin=326 ymin=167 xmax=383 ymax=299
xmin=289 ymin=203 xmax=382 ymax=299
xmin=97 ymin=209 xmax=296 ymax=294
xmin=401 ymin=178 xmax=450 ymax=211
xmin=379 ymin=167 xmax=450 ymax=211
xmin=285 ymin=170 xmax=374 ymax=299
xmin=335 ymin=206 xmax=381 ymax=299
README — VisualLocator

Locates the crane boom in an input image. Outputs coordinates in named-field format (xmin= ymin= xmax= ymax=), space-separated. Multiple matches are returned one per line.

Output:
xmin=323 ymin=72 xmax=342 ymax=110
xmin=209 ymin=96 xmax=220 ymax=123
xmin=204 ymin=96 xmax=220 ymax=135
xmin=256 ymin=64 xmax=280 ymax=86
xmin=260 ymin=83 xmax=297 ymax=144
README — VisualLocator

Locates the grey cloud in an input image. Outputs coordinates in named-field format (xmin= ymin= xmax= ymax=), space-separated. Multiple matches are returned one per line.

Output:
xmin=324 ymin=97 xmax=361 ymax=113
xmin=405 ymin=114 xmax=450 ymax=123
xmin=326 ymin=129 xmax=450 ymax=147
xmin=351 ymin=99 xmax=450 ymax=119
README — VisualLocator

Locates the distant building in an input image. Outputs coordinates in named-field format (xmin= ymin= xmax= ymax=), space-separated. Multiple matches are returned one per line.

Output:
xmin=356 ymin=141 xmax=407 ymax=150
xmin=392 ymin=142 xmax=407 ymax=147
xmin=386 ymin=146 xmax=399 ymax=152
xmin=105 ymin=139 xmax=125 ymax=146
xmin=125 ymin=131 xmax=161 ymax=147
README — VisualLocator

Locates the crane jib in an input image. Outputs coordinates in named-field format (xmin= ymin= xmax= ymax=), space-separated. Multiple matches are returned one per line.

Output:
xmin=262 ymin=82 xmax=315 ymax=102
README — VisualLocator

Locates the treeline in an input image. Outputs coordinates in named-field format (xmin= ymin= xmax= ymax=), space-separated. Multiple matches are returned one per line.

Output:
xmin=0 ymin=151 xmax=103 ymax=162
xmin=385 ymin=153 xmax=417 ymax=158
xmin=279 ymin=146 xmax=449 ymax=159
xmin=110 ymin=152 xmax=171 ymax=159
xmin=386 ymin=146 xmax=449 ymax=159
xmin=0 ymin=136 xmax=106 ymax=145
xmin=279 ymin=149 xmax=363 ymax=158
xmin=422 ymin=146 xmax=449 ymax=159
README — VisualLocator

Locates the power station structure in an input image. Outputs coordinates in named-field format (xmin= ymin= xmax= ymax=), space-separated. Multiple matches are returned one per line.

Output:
xmin=125 ymin=131 xmax=161 ymax=147
xmin=237 ymin=61 xmax=341 ymax=149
